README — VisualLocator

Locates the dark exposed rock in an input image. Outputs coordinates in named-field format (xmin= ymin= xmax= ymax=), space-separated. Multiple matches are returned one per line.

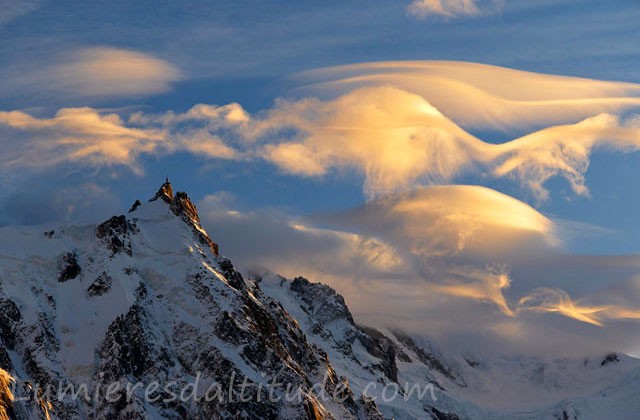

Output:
xmin=2 ymin=300 xmax=76 ymax=419
xmin=214 ymin=311 xmax=242 ymax=345
xmin=464 ymin=357 xmax=480 ymax=368
xmin=0 ymin=347 xmax=12 ymax=371
xmin=429 ymin=407 xmax=461 ymax=420
xmin=58 ymin=251 xmax=81 ymax=282
xmin=22 ymin=346 xmax=52 ymax=390
xmin=96 ymin=215 xmax=136 ymax=256
xmin=358 ymin=394 xmax=387 ymax=420
xmin=44 ymin=229 xmax=55 ymax=238
xmin=250 ymin=285 xmax=326 ymax=378
xmin=325 ymin=374 xmax=359 ymax=415
xmin=187 ymin=272 xmax=221 ymax=314
xmin=601 ymin=353 xmax=620 ymax=366
xmin=35 ymin=312 xmax=59 ymax=353
xmin=555 ymin=408 xmax=579 ymax=420
xmin=217 ymin=258 xmax=245 ymax=290
xmin=358 ymin=326 xmax=399 ymax=383
xmin=88 ymin=272 xmax=113 ymax=297
xmin=128 ymin=199 xmax=142 ymax=213
xmin=232 ymin=296 xmax=309 ymax=380
xmin=286 ymin=277 xmax=413 ymax=385
xmin=290 ymin=277 xmax=355 ymax=324
xmin=149 ymin=179 xmax=173 ymax=203
xmin=97 ymin=305 xmax=156 ymax=382
xmin=193 ymin=349 xmax=279 ymax=419
xmin=0 ymin=299 xmax=21 ymax=349
xmin=170 ymin=191 xmax=219 ymax=256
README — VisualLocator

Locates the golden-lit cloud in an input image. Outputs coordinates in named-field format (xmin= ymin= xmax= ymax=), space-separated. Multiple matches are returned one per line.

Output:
xmin=325 ymin=185 xmax=555 ymax=318
xmin=518 ymin=288 xmax=640 ymax=327
xmin=433 ymin=267 xmax=514 ymax=316
xmin=255 ymin=85 xmax=640 ymax=200
xmin=7 ymin=47 xmax=182 ymax=99
xmin=258 ymin=86 xmax=481 ymax=197
xmin=0 ymin=108 xmax=165 ymax=172
xmin=0 ymin=105 xmax=238 ymax=173
xmin=338 ymin=185 xmax=557 ymax=258
xmin=519 ymin=288 xmax=606 ymax=326
xmin=298 ymin=61 xmax=640 ymax=130
xmin=491 ymin=113 xmax=640 ymax=200
xmin=3 ymin=61 xmax=640 ymax=202
xmin=198 ymin=186 xmax=640 ymax=355
xmin=197 ymin=192 xmax=409 ymax=284
xmin=54 ymin=47 xmax=182 ymax=96
xmin=407 ymin=0 xmax=496 ymax=19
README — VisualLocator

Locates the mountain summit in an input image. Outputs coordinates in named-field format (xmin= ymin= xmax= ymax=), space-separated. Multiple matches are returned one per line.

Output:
xmin=0 ymin=182 xmax=639 ymax=420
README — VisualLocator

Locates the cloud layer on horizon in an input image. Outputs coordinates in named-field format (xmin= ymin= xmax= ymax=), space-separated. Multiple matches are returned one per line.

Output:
xmin=197 ymin=186 xmax=640 ymax=357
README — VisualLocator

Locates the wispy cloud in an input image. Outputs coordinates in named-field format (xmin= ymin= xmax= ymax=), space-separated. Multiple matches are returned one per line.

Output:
xmin=198 ymin=186 xmax=640 ymax=356
xmin=255 ymin=87 xmax=640 ymax=201
xmin=0 ymin=104 xmax=239 ymax=174
xmin=298 ymin=61 xmax=640 ymax=131
xmin=0 ymin=0 xmax=43 ymax=25
xmin=3 ymin=81 xmax=640 ymax=202
xmin=519 ymin=287 xmax=640 ymax=327
xmin=2 ymin=60 xmax=640 ymax=206
xmin=0 ymin=108 xmax=166 ymax=173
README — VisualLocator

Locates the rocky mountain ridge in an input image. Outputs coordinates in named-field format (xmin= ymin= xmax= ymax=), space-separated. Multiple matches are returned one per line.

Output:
xmin=0 ymin=182 xmax=639 ymax=420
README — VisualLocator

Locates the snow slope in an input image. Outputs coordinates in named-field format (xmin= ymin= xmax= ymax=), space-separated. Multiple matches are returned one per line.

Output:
xmin=0 ymin=181 xmax=639 ymax=420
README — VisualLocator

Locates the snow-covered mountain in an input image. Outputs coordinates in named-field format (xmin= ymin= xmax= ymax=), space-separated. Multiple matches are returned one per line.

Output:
xmin=0 ymin=181 xmax=639 ymax=420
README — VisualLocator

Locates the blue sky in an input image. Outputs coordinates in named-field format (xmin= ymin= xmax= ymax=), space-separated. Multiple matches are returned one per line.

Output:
xmin=2 ymin=0 xmax=640 ymax=355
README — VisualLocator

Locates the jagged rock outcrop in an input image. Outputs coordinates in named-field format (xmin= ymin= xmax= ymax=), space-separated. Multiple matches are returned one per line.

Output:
xmin=87 ymin=272 xmax=113 ymax=297
xmin=149 ymin=179 xmax=173 ymax=203
xmin=0 ymin=182 xmax=374 ymax=419
xmin=1 ymin=181 xmax=639 ymax=420
xmin=601 ymin=353 xmax=620 ymax=366
xmin=58 ymin=251 xmax=81 ymax=282
xmin=96 ymin=215 xmax=137 ymax=256
xmin=170 ymin=191 xmax=219 ymax=256
xmin=290 ymin=277 xmax=355 ymax=324
xmin=128 ymin=200 xmax=142 ymax=213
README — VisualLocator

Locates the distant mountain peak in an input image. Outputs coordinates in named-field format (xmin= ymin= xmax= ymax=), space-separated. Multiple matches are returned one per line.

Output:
xmin=148 ymin=178 xmax=173 ymax=203
xmin=135 ymin=180 xmax=219 ymax=255
xmin=0 ymin=182 xmax=639 ymax=419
